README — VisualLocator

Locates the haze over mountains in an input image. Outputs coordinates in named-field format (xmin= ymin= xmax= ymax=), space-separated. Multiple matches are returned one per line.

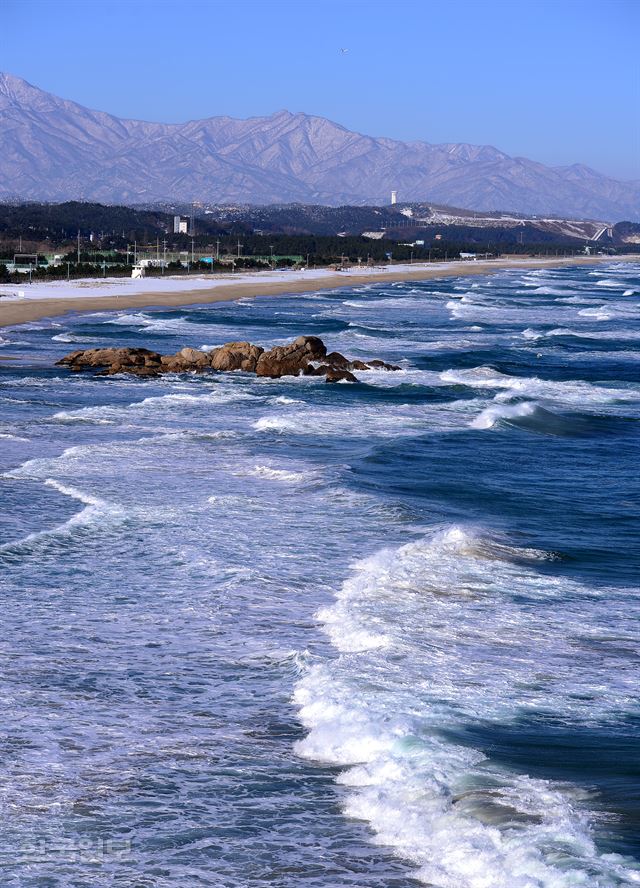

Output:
xmin=1 ymin=72 xmax=638 ymax=221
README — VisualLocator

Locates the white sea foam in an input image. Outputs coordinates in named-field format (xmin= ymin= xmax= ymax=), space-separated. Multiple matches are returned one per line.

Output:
xmin=470 ymin=400 xmax=537 ymax=429
xmin=140 ymin=429 xmax=237 ymax=445
xmin=106 ymin=312 xmax=152 ymax=326
xmin=269 ymin=395 xmax=302 ymax=405
xmin=44 ymin=477 xmax=106 ymax=508
xmin=51 ymin=388 xmax=257 ymax=424
xmin=578 ymin=306 xmax=613 ymax=321
xmin=246 ymin=465 xmax=314 ymax=484
xmin=524 ymin=326 xmax=640 ymax=343
xmin=51 ymin=332 xmax=97 ymax=343
xmin=105 ymin=311 xmax=204 ymax=334
xmin=253 ymin=396 xmax=471 ymax=438
xmin=519 ymin=327 xmax=558 ymax=340
xmin=0 ymin=478 xmax=127 ymax=555
xmin=440 ymin=366 xmax=640 ymax=405
xmin=52 ymin=407 xmax=117 ymax=424
xmin=525 ymin=285 xmax=577 ymax=296
xmin=294 ymin=526 xmax=640 ymax=886
xmin=579 ymin=302 xmax=640 ymax=322
xmin=253 ymin=415 xmax=300 ymax=433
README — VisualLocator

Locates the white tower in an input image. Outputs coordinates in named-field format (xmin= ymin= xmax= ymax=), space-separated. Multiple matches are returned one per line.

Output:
xmin=391 ymin=190 xmax=397 ymax=205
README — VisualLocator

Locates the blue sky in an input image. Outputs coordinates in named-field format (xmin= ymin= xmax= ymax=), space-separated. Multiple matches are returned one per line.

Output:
xmin=4 ymin=0 xmax=639 ymax=179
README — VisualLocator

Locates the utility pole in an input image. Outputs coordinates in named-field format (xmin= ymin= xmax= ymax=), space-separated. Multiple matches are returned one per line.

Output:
xmin=215 ymin=239 xmax=220 ymax=261
xmin=77 ymin=229 xmax=81 ymax=264
xmin=191 ymin=238 xmax=195 ymax=264
xmin=66 ymin=262 xmax=70 ymax=281
xmin=237 ymin=239 xmax=242 ymax=258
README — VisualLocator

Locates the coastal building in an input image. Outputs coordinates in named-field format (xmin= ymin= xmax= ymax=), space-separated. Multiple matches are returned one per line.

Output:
xmin=460 ymin=251 xmax=493 ymax=260
xmin=139 ymin=258 xmax=168 ymax=269
xmin=391 ymin=190 xmax=398 ymax=205
xmin=173 ymin=215 xmax=189 ymax=234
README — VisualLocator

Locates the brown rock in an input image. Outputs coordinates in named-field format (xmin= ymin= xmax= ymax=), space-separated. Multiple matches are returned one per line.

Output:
xmin=367 ymin=359 xmax=401 ymax=371
xmin=177 ymin=347 xmax=210 ymax=368
xmin=309 ymin=364 xmax=330 ymax=377
xmin=56 ymin=347 xmax=162 ymax=372
xmin=55 ymin=337 xmax=398 ymax=381
xmin=159 ymin=355 xmax=185 ymax=372
xmin=325 ymin=368 xmax=358 ymax=383
xmin=210 ymin=341 xmax=264 ymax=372
xmin=99 ymin=363 xmax=159 ymax=377
xmin=153 ymin=347 xmax=211 ymax=373
xmin=255 ymin=336 xmax=327 ymax=378
xmin=325 ymin=351 xmax=350 ymax=369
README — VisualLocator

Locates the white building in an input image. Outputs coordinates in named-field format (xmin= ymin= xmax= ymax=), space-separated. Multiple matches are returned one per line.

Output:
xmin=173 ymin=215 xmax=189 ymax=234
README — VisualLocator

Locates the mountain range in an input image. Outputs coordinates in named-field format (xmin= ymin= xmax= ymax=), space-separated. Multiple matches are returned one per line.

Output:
xmin=1 ymin=72 xmax=638 ymax=221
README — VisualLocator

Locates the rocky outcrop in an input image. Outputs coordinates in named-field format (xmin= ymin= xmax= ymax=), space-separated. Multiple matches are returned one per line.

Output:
xmin=324 ymin=351 xmax=350 ymax=369
xmin=56 ymin=337 xmax=401 ymax=382
xmin=255 ymin=336 xmax=327 ymax=378
xmin=56 ymin=347 xmax=163 ymax=376
xmin=210 ymin=341 xmax=264 ymax=372
xmin=325 ymin=368 xmax=358 ymax=383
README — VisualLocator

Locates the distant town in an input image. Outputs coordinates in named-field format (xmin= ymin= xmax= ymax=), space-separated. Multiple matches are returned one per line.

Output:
xmin=1 ymin=199 xmax=637 ymax=283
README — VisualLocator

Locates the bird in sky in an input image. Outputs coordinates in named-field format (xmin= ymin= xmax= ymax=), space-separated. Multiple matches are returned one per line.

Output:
xmin=339 ymin=48 xmax=349 ymax=54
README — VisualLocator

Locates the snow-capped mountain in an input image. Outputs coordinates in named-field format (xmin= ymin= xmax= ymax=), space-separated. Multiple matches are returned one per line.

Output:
xmin=1 ymin=72 xmax=638 ymax=220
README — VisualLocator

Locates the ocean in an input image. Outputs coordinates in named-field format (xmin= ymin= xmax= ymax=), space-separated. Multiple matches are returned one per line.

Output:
xmin=0 ymin=262 xmax=639 ymax=887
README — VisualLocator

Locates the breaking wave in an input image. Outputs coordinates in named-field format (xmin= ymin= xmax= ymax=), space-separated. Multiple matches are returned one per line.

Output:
xmin=294 ymin=526 xmax=640 ymax=887
xmin=440 ymin=366 xmax=640 ymax=405
xmin=0 ymin=478 xmax=128 ymax=557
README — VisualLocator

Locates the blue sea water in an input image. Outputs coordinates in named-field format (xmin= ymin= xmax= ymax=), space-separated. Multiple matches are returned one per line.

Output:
xmin=0 ymin=261 xmax=639 ymax=887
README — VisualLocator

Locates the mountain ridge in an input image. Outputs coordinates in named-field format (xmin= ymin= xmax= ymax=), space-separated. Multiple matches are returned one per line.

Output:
xmin=1 ymin=72 xmax=638 ymax=221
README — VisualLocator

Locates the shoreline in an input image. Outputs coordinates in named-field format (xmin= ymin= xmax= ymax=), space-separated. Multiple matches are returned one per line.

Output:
xmin=1 ymin=254 xmax=638 ymax=329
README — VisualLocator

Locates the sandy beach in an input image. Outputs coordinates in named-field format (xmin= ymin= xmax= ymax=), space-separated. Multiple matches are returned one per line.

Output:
xmin=0 ymin=255 xmax=638 ymax=329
